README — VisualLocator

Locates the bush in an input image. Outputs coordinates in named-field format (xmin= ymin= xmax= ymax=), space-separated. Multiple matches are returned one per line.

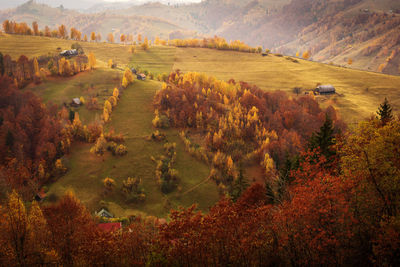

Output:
xmin=114 ymin=144 xmax=127 ymax=156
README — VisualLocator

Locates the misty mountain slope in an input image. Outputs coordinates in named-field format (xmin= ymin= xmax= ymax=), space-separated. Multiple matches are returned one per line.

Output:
xmin=0 ymin=1 xmax=188 ymax=40
xmin=274 ymin=0 xmax=400 ymax=74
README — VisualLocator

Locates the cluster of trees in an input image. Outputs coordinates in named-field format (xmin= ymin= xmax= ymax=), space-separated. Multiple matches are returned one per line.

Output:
xmin=153 ymin=71 xmax=344 ymax=194
xmin=122 ymin=177 xmax=146 ymax=203
xmin=0 ymin=49 xmax=89 ymax=88
xmin=153 ymin=142 xmax=179 ymax=194
xmin=0 ymin=76 xmax=69 ymax=199
xmin=1 ymin=109 xmax=399 ymax=265
xmin=166 ymin=36 xmax=263 ymax=53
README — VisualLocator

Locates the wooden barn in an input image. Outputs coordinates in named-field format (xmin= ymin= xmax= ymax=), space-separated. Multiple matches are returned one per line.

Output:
xmin=315 ymin=85 xmax=336 ymax=95
xmin=60 ymin=49 xmax=78 ymax=57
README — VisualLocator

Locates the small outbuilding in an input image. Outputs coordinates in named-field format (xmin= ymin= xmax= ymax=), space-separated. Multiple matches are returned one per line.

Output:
xmin=95 ymin=209 xmax=114 ymax=218
xmin=137 ymin=73 xmax=146 ymax=80
xmin=60 ymin=49 xmax=78 ymax=57
xmin=131 ymin=68 xmax=137 ymax=74
xmin=315 ymin=85 xmax=336 ymax=95
xmin=71 ymin=98 xmax=81 ymax=107
xmin=35 ymin=189 xmax=46 ymax=202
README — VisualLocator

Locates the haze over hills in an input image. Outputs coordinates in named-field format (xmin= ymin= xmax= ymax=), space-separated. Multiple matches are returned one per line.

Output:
xmin=1 ymin=0 xmax=400 ymax=74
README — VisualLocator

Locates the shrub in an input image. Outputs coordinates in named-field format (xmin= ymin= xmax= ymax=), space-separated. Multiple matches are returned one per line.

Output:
xmin=114 ymin=144 xmax=127 ymax=156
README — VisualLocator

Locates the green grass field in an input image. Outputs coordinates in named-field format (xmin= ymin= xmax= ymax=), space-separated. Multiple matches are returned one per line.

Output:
xmin=47 ymin=80 xmax=219 ymax=218
xmin=25 ymin=68 xmax=122 ymax=123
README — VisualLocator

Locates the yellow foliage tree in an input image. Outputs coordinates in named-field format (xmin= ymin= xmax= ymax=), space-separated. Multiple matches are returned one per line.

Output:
xmin=302 ymin=51 xmax=311 ymax=60
xmin=141 ymin=37 xmax=149 ymax=51
xmin=88 ymin=52 xmax=96 ymax=70
xmin=103 ymin=177 xmax=116 ymax=193
xmin=122 ymin=76 xmax=129 ymax=88
xmin=108 ymin=59 xmax=113 ymax=68
xmin=90 ymin=32 xmax=96 ymax=42
xmin=348 ymin=58 xmax=353 ymax=65
xmin=107 ymin=33 xmax=114 ymax=43
xmin=113 ymin=88 xmax=119 ymax=99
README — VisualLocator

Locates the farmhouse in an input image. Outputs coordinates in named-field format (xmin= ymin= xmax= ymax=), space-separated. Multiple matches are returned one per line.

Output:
xmin=315 ymin=85 xmax=336 ymax=95
xmin=95 ymin=208 xmax=114 ymax=218
xmin=137 ymin=73 xmax=146 ymax=80
xmin=60 ymin=49 xmax=78 ymax=57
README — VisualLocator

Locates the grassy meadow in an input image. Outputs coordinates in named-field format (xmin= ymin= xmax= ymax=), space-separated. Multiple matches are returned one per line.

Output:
xmin=0 ymin=33 xmax=133 ymax=67
xmin=47 ymin=80 xmax=219 ymax=218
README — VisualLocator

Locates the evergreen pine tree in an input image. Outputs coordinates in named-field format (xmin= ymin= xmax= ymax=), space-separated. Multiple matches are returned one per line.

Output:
xmin=377 ymin=98 xmax=393 ymax=125
xmin=308 ymin=114 xmax=335 ymax=159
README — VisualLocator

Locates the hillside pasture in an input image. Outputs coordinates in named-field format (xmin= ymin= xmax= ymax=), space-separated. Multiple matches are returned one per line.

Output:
xmin=171 ymin=47 xmax=400 ymax=123
xmin=47 ymin=80 xmax=220 ymax=218
xmin=0 ymin=33 xmax=133 ymax=67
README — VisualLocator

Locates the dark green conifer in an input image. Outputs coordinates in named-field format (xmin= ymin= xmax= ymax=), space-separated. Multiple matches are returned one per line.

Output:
xmin=377 ymin=98 xmax=393 ymax=125
xmin=308 ymin=114 xmax=335 ymax=159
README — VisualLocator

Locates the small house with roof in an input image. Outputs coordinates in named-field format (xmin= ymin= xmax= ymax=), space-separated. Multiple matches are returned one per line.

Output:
xmin=137 ymin=73 xmax=146 ymax=80
xmin=95 ymin=208 xmax=114 ymax=218
xmin=315 ymin=85 xmax=336 ymax=95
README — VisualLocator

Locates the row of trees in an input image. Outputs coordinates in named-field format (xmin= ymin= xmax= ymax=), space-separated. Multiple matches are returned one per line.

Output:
xmin=2 ymin=20 xmax=105 ymax=43
xmin=166 ymin=36 xmax=263 ymax=53
xmin=1 ymin=110 xmax=399 ymax=265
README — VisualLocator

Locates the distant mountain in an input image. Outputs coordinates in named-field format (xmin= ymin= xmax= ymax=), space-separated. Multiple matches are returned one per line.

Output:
xmin=0 ymin=1 xmax=191 ymax=40
xmin=0 ymin=0 xmax=99 ymax=10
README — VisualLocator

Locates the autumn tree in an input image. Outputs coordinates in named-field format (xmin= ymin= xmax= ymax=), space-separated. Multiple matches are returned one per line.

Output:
xmin=83 ymin=34 xmax=88 ymax=42
xmin=302 ymin=51 xmax=310 ymax=60
xmin=90 ymin=32 xmax=96 ymax=42
xmin=43 ymin=192 xmax=96 ymax=266
xmin=58 ymin=24 xmax=67 ymax=39
xmin=32 ymin=21 xmax=39 ymax=35
xmin=120 ymin=34 xmax=126 ymax=44
xmin=137 ymin=33 xmax=142 ymax=43
xmin=141 ymin=37 xmax=149 ymax=50
xmin=44 ymin=26 xmax=51 ymax=37
xmin=103 ymin=177 xmax=116 ymax=194
xmin=107 ymin=33 xmax=114 ymax=43
xmin=88 ymin=52 xmax=96 ymax=70
xmin=348 ymin=58 xmax=353 ymax=65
